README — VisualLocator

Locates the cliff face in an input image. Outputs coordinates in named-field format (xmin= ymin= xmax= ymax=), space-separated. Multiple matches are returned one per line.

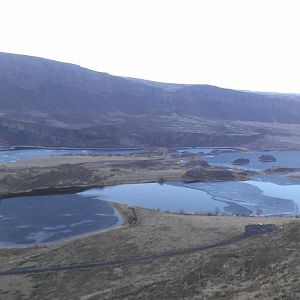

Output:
xmin=0 ymin=52 xmax=300 ymax=148
xmin=0 ymin=117 xmax=262 ymax=148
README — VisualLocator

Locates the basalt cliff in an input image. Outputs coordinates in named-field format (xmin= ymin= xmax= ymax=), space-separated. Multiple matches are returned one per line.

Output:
xmin=1 ymin=52 xmax=300 ymax=148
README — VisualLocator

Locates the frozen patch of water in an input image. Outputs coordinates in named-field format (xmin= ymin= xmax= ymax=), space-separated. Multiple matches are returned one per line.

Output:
xmin=246 ymin=180 xmax=300 ymax=208
xmin=78 ymin=183 xmax=227 ymax=214
xmin=203 ymin=150 xmax=300 ymax=171
xmin=0 ymin=194 xmax=122 ymax=247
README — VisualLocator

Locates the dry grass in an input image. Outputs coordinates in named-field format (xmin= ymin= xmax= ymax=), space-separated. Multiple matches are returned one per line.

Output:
xmin=0 ymin=153 xmax=251 ymax=196
xmin=0 ymin=206 xmax=298 ymax=299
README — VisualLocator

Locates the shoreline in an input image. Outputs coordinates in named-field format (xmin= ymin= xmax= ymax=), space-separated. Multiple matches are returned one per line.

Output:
xmin=0 ymin=145 xmax=144 ymax=151
xmin=0 ymin=172 xmax=254 ymax=200
xmin=2 ymin=144 xmax=300 ymax=151
xmin=1 ymin=194 xmax=297 ymax=250
xmin=0 ymin=206 xmax=299 ymax=299
xmin=0 ymin=202 xmax=297 ymax=251
xmin=0 ymin=202 xmax=126 ymax=250
xmin=0 ymin=148 xmax=298 ymax=251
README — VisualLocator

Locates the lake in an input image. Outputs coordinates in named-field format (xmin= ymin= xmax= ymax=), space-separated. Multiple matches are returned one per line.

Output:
xmin=1 ymin=147 xmax=300 ymax=247
xmin=76 ymin=149 xmax=300 ymax=217
xmin=0 ymin=194 xmax=122 ymax=248
xmin=78 ymin=175 xmax=298 ymax=218
xmin=204 ymin=150 xmax=300 ymax=171
xmin=178 ymin=147 xmax=300 ymax=171
xmin=77 ymin=183 xmax=227 ymax=213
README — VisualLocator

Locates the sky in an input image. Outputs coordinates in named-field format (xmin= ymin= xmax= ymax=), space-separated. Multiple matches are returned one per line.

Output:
xmin=1 ymin=0 xmax=299 ymax=93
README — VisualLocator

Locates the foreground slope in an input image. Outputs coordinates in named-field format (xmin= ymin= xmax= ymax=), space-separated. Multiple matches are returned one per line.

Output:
xmin=0 ymin=207 xmax=298 ymax=299
xmin=1 ymin=52 xmax=300 ymax=148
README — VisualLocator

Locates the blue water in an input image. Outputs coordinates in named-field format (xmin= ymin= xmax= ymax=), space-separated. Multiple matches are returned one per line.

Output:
xmin=177 ymin=147 xmax=237 ymax=154
xmin=174 ymin=149 xmax=300 ymax=215
xmin=77 ymin=179 xmax=298 ymax=217
xmin=1 ymin=148 xmax=300 ymax=247
xmin=204 ymin=150 xmax=300 ymax=171
xmin=0 ymin=194 xmax=122 ymax=247
xmin=0 ymin=147 xmax=142 ymax=164
xmin=77 ymin=149 xmax=300 ymax=216
xmin=176 ymin=179 xmax=297 ymax=216
xmin=78 ymin=183 xmax=227 ymax=213
xmin=246 ymin=180 xmax=300 ymax=208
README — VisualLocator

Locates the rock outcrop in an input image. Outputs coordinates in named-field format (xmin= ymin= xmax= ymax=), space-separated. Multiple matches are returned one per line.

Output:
xmin=232 ymin=158 xmax=250 ymax=165
xmin=259 ymin=155 xmax=276 ymax=162
xmin=1 ymin=52 xmax=300 ymax=148
xmin=265 ymin=167 xmax=300 ymax=173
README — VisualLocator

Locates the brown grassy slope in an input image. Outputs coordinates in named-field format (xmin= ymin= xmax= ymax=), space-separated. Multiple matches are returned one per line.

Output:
xmin=0 ymin=206 xmax=298 ymax=300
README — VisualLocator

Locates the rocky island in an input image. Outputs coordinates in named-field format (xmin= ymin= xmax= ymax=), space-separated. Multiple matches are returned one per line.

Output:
xmin=232 ymin=158 xmax=250 ymax=165
xmin=259 ymin=154 xmax=277 ymax=162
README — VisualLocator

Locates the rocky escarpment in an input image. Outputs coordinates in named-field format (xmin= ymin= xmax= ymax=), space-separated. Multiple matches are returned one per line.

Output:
xmin=2 ymin=52 xmax=300 ymax=124
xmin=0 ymin=117 xmax=263 ymax=148
xmin=1 ymin=52 xmax=300 ymax=148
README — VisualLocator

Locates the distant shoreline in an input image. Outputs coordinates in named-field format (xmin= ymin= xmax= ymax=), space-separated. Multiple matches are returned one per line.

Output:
xmin=0 ymin=145 xmax=143 ymax=152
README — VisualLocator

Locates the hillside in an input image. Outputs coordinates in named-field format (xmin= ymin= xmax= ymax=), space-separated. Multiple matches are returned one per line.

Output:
xmin=1 ymin=52 xmax=300 ymax=148
xmin=0 ymin=206 xmax=299 ymax=299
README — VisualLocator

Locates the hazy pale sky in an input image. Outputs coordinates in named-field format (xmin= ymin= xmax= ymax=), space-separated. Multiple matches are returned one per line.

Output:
xmin=1 ymin=0 xmax=299 ymax=92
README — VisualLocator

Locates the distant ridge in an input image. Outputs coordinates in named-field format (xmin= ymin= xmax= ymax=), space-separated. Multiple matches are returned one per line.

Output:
xmin=0 ymin=52 xmax=300 ymax=148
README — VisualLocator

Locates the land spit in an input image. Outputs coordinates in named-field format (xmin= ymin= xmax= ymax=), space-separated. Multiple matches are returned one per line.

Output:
xmin=0 ymin=151 xmax=254 ymax=198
